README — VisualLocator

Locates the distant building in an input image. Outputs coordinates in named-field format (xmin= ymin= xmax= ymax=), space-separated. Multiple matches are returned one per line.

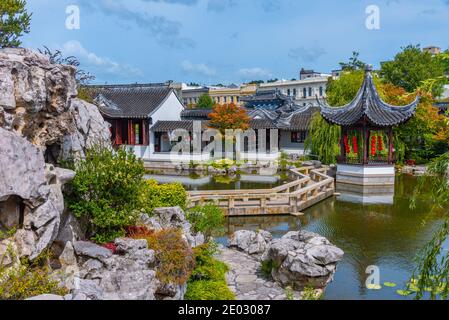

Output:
xmin=181 ymin=85 xmax=209 ymax=107
xmin=90 ymin=83 xmax=184 ymax=160
xmin=258 ymin=76 xmax=330 ymax=107
xmin=299 ymin=68 xmax=329 ymax=80
xmin=332 ymin=70 xmax=342 ymax=78
xmin=423 ymin=46 xmax=442 ymax=55
xmin=208 ymin=84 xmax=258 ymax=107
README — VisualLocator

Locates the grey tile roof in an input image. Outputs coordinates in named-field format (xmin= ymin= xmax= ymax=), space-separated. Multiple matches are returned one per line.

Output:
xmin=90 ymin=84 xmax=175 ymax=119
xmin=318 ymin=68 xmax=419 ymax=127
xmin=249 ymin=119 xmax=277 ymax=130
xmin=151 ymin=120 xmax=210 ymax=132
xmin=181 ymin=109 xmax=212 ymax=120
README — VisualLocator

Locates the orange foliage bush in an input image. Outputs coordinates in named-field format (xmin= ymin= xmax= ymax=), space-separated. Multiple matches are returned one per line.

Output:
xmin=208 ymin=103 xmax=250 ymax=133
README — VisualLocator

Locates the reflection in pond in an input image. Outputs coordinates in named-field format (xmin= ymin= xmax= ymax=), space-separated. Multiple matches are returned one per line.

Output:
xmin=221 ymin=174 xmax=447 ymax=300
xmin=336 ymin=183 xmax=395 ymax=205
xmin=145 ymin=171 xmax=292 ymax=191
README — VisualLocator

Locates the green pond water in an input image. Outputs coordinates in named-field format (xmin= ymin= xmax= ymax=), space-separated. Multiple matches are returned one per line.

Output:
xmin=148 ymin=172 xmax=448 ymax=300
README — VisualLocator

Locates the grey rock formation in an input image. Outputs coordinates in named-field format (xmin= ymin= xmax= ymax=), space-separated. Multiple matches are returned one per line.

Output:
xmin=229 ymin=230 xmax=272 ymax=256
xmin=0 ymin=127 xmax=76 ymax=260
xmin=73 ymin=241 xmax=113 ymax=261
xmin=72 ymin=238 xmax=161 ymax=300
xmin=0 ymin=48 xmax=111 ymax=263
xmin=140 ymin=207 xmax=204 ymax=247
xmin=0 ymin=47 xmax=110 ymax=161
xmin=261 ymin=230 xmax=344 ymax=290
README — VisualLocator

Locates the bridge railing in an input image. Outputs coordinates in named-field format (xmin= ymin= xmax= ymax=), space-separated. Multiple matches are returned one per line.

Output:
xmin=188 ymin=166 xmax=335 ymax=215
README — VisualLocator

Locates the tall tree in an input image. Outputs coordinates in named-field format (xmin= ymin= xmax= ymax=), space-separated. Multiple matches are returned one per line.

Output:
xmin=380 ymin=45 xmax=446 ymax=97
xmin=196 ymin=94 xmax=214 ymax=109
xmin=208 ymin=103 xmax=250 ymax=134
xmin=0 ymin=0 xmax=32 ymax=48
xmin=339 ymin=51 xmax=366 ymax=71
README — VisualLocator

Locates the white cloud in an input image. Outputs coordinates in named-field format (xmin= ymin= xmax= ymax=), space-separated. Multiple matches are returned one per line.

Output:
xmin=237 ymin=67 xmax=272 ymax=79
xmin=181 ymin=60 xmax=216 ymax=76
xmin=60 ymin=40 xmax=142 ymax=78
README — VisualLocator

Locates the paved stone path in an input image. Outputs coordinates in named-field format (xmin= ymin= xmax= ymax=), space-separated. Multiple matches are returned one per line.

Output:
xmin=218 ymin=248 xmax=302 ymax=300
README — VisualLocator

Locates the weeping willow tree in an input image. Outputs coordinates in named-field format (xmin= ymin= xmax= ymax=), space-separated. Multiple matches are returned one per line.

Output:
xmin=305 ymin=70 xmax=364 ymax=164
xmin=410 ymin=152 xmax=449 ymax=300
xmin=305 ymin=113 xmax=340 ymax=164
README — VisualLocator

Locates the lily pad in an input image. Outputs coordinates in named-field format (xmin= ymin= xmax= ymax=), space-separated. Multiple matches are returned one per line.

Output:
xmin=383 ymin=282 xmax=397 ymax=288
xmin=366 ymin=284 xmax=382 ymax=290
xmin=396 ymin=289 xmax=412 ymax=296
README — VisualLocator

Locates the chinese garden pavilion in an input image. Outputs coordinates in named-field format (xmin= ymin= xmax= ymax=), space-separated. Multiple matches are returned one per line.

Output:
xmin=317 ymin=66 xmax=420 ymax=186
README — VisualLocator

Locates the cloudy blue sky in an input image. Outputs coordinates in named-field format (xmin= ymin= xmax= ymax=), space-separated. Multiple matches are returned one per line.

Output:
xmin=23 ymin=0 xmax=449 ymax=85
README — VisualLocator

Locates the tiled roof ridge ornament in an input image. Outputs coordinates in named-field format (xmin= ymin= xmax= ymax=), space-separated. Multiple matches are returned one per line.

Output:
xmin=316 ymin=64 xmax=420 ymax=127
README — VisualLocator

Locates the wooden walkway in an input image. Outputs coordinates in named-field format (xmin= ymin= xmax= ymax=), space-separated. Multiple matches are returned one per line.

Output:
xmin=188 ymin=166 xmax=335 ymax=216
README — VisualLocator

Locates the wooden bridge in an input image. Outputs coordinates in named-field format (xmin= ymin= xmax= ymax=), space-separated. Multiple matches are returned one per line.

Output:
xmin=188 ymin=166 xmax=335 ymax=216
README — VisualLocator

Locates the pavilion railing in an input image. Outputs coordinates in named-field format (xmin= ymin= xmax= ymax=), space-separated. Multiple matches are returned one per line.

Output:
xmin=337 ymin=155 xmax=395 ymax=166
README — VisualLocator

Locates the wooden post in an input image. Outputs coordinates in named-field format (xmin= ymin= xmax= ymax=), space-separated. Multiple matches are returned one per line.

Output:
xmin=127 ymin=120 xmax=133 ymax=145
xmin=116 ymin=120 xmax=123 ymax=145
xmin=142 ymin=120 xmax=149 ymax=146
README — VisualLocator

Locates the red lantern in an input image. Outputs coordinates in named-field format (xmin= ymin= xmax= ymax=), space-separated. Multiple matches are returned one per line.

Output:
xmin=371 ymin=135 xmax=376 ymax=156
xmin=377 ymin=135 xmax=383 ymax=151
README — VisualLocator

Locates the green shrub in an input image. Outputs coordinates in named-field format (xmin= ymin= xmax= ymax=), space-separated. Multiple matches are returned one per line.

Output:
xmin=261 ymin=259 xmax=279 ymax=278
xmin=186 ymin=204 xmax=225 ymax=238
xmin=189 ymin=243 xmax=228 ymax=282
xmin=185 ymin=280 xmax=235 ymax=300
xmin=139 ymin=179 xmax=187 ymax=214
xmin=134 ymin=228 xmax=194 ymax=285
xmin=67 ymin=146 xmax=145 ymax=243
xmin=185 ymin=242 xmax=235 ymax=300
xmin=0 ymin=250 xmax=66 ymax=300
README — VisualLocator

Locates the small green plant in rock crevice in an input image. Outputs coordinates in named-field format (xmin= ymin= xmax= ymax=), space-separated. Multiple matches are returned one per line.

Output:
xmin=0 ymin=249 xmax=67 ymax=300
xmin=261 ymin=259 xmax=279 ymax=278
xmin=301 ymin=286 xmax=323 ymax=300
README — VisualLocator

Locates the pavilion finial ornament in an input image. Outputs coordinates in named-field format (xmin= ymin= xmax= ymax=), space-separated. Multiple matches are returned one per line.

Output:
xmin=365 ymin=64 xmax=373 ymax=72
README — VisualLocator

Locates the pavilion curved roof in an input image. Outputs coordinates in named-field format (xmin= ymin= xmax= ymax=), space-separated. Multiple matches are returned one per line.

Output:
xmin=317 ymin=67 xmax=420 ymax=127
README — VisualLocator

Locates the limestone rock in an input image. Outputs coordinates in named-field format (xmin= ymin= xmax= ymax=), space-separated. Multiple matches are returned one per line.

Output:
xmin=229 ymin=230 xmax=272 ymax=256
xmin=73 ymin=241 xmax=112 ymax=261
xmin=261 ymin=230 xmax=344 ymax=291
xmin=0 ymin=47 xmax=110 ymax=162
xmin=73 ymin=238 xmax=161 ymax=300
xmin=61 ymin=98 xmax=111 ymax=160
xmin=0 ymin=128 xmax=47 ymax=205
